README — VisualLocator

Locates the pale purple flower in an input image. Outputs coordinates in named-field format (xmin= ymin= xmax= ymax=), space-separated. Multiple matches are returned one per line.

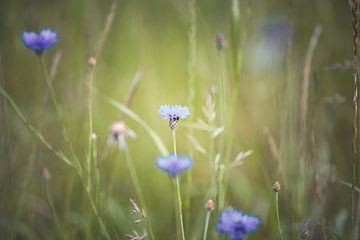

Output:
xmin=156 ymin=154 xmax=193 ymax=177
xmin=216 ymin=208 xmax=261 ymax=240
xmin=159 ymin=105 xmax=190 ymax=120
xmin=159 ymin=105 xmax=190 ymax=130
xmin=21 ymin=28 xmax=58 ymax=55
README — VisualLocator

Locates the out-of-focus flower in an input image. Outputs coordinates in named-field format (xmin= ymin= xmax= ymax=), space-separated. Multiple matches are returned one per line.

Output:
xmin=215 ymin=32 xmax=227 ymax=50
xmin=216 ymin=207 xmax=261 ymax=240
xmin=21 ymin=29 xmax=58 ymax=55
xmin=159 ymin=105 xmax=190 ymax=130
xmin=108 ymin=121 xmax=137 ymax=150
xmin=205 ymin=199 xmax=215 ymax=212
xmin=42 ymin=167 xmax=51 ymax=180
xmin=248 ymin=17 xmax=292 ymax=70
xmin=156 ymin=154 xmax=193 ymax=177
xmin=273 ymin=181 xmax=281 ymax=193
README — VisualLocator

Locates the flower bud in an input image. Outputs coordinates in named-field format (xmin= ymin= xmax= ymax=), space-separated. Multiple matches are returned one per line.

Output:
xmin=205 ymin=199 xmax=215 ymax=212
xmin=273 ymin=181 xmax=281 ymax=193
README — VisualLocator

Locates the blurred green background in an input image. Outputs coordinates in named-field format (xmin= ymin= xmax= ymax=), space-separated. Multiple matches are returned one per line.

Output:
xmin=0 ymin=0 xmax=356 ymax=239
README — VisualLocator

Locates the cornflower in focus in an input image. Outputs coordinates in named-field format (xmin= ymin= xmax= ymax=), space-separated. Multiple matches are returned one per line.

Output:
xmin=156 ymin=154 xmax=193 ymax=177
xmin=159 ymin=105 xmax=190 ymax=130
xmin=108 ymin=121 xmax=137 ymax=150
xmin=216 ymin=207 xmax=261 ymax=240
xmin=21 ymin=29 xmax=58 ymax=55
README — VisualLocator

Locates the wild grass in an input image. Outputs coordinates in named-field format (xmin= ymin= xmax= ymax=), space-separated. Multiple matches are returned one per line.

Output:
xmin=0 ymin=0 xmax=358 ymax=239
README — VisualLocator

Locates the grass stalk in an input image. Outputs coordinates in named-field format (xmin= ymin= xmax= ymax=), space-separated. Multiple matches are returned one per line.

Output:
xmin=202 ymin=210 xmax=211 ymax=240
xmin=38 ymin=56 xmax=82 ymax=174
xmin=0 ymin=86 xmax=73 ymax=167
xmin=122 ymin=145 xmax=155 ymax=240
xmin=185 ymin=0 xmax=197 ymax=227
xmin=351 ymin=0 xmax=360 ymax=237
xmin=172 ymin=129 xmax=186 ymax=240
xmin=174 ymin=176 xmax=186 ymax=240
xmin=43 ymin=179 xmax=64 ymax=240
xmin=275 ymin=192 xmax=283 ymax=240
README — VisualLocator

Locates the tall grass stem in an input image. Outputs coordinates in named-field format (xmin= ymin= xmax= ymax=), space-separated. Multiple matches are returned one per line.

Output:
xmin=44 ymin=180 xmax=64 ymax=240
xmin=123 ymin=146 xmax=155 ymax=240
xmin=202 ymin=211 xmax=211 ymax=240
xmin=275 ymin=192 xmax=283 ymax=240
xmin=172 ymin=130 xmax=186 ymax=240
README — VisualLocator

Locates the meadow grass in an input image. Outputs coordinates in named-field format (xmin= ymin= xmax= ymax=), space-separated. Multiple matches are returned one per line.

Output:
xmin=0 ymin=0 xmax=358 ymax=239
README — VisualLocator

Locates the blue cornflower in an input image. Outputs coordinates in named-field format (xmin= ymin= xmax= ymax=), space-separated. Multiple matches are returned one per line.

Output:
xmin=159 ymin=105 xmax=190 ymax=130
xmin=156 ymin=154 xmax=193 ymax=177
xmin=216 ymin=207 xmax=261 ymax=240
xmin=21 ymin=29 xmax=58 ymax=55
xmin=159 ymin=105 xmax=190 ymax=120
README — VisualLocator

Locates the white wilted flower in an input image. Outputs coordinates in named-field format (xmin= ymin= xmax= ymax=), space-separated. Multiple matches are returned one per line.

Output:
xmin=108 ymin=121 xmax=137 ymax=150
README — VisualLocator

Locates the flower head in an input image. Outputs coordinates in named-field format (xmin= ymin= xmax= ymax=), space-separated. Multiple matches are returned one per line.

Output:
xmin=156 ymin=154 xmax=193 ymax=177
xmin=159 ymin=105 xmax=190 ymax=130
xmin=216 ymin=208 xmax=261 ymax=240
xmin=21 ymin=29 xmax=58 ymax=55
xmin=108 ymin=121 xmax=137 ymax=150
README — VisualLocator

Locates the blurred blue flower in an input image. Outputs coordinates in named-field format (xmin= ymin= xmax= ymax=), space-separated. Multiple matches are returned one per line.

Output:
xmin=21 ymin=29 xmax=58 ymax=55
xmin=159 ymin=105 xmax=190 ymax=120
xmin=216 ymin=207 xmax=261 ymax=240
xmin=156 ymin=154 xmax=193 ymax=177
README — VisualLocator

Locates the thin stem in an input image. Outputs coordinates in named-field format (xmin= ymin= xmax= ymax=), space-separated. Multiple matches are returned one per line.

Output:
xmin=173 ymin=130 xmax=177 ymax=156
xmin=86 ymin=70 xmax=94 ymax=192
xmin=172 ymin=130 xmax=185 ymax=240
xmin=174 ymin=176 xmax=186 ymax=240
xmin=208 ymin=136 xmax=216 ymax=199
xmin=202 ymin=211 xmax=211 ymax=240
xmin=44 ymin=180 xmax=64 ymax=240
xmin=86 ymin=189 xmax=111 ymax=240
xmin=275 ymin=192 xmax=283 ymax=240
xmin=351 ymin=0 xmax=360 ymax=237
xmin=38 ymin=56 xmax=82 ymax=175
xmin=123 ymin=146 xmax=155 ymax=240
xmin=0 ymin=86 xmax=73 ymax=167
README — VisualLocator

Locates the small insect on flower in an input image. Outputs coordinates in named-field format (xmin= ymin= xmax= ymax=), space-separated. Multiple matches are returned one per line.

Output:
xmin=216 ymin=207 xmax=261 ymax=240
xmin=21 ymin=29 xmax=58 ymax=55
xmin=156 ymin=154 xmax=193 ymax=177
xmin=159 ymin=105 xmax=190 ymax=130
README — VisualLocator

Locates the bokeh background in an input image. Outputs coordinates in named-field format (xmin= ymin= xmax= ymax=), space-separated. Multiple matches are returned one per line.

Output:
xmin=0 ymin=0 xmax=356 ymax=239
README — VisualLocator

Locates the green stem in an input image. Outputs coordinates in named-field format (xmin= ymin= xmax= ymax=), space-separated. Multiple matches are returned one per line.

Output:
xmin=202 ymin=211 xmax=211 ymax=240
xmin=86 ymin=189 xmax=111 ymax=240
xmin=86 ymin=71 xmax=94 ymax=192
xmin=38 ymin=56 xmax=82 ymax=175
xmin=44 ymin=180 xmax=64 ymax=240
xmin=174 ymin=176 xmax=186 ymax=240
xmin=275 ymin=192 xmax=283 ymax=240
xmin=123 ymin=146 xmax=155 ymax=240
xmin=173 ymin=130 xmax=177 ymax=156
xmin=0 ymin=86 xmax=73 ymax=167
xmin=172 ymin=130 xmax=185 ymax=240
xmin=208 ymin=136 xmax=216 ymax=199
